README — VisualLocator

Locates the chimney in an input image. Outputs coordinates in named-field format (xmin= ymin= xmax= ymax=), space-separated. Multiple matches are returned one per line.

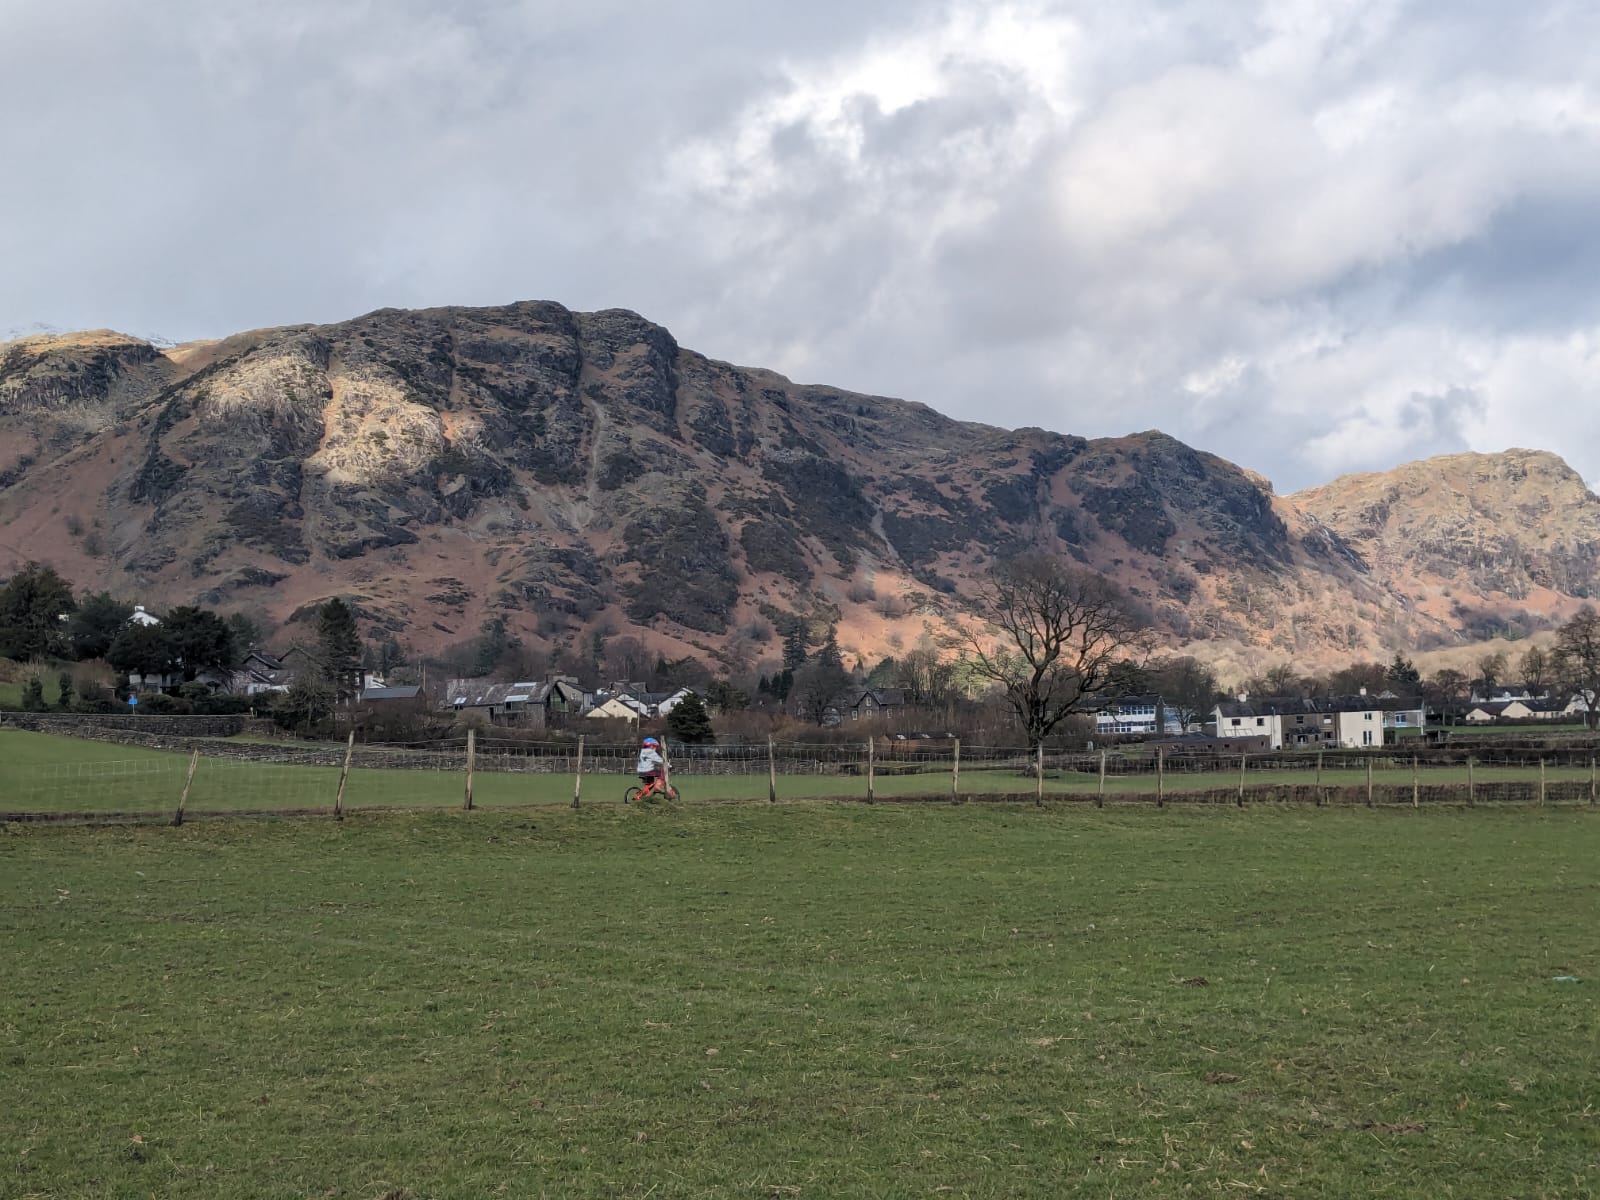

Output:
xmin=1359 ymin=686 xmax=1367 ymax=696
xmin=1237 ymin=692 xmax=1248 ymax=703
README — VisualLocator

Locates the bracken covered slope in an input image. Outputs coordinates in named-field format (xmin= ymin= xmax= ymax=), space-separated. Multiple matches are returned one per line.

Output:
xmin=0 ymin=302 xmax=1592 ymax=672
xmin=1291 ymin=450 xmax=1600 ymax=639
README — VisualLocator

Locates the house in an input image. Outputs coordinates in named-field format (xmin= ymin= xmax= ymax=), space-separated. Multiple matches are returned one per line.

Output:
xmin=1465 ymin=700 xmax=1535 ymax=723
xmin=1376 ymin=695 xmax=1427 ymax=732
xmin=1094 ymin=694 xmax=1184 ymax=737
xmin=1215 ymin=694 xmax=1395 ymax=750
xmin=585 ymin=695 xmax=644 ymax=723
xmin=444 ymin=680 xmax=547 ymax=726
xmin=359 ymin=685 xmax=424 ymax=704
xmin=231 ymin=649 xmax=294 ymax=697
xmin=817 ymin=687 xmax=909 ymax=725
xmin=129 ymin=604 xmax=161 ymax=627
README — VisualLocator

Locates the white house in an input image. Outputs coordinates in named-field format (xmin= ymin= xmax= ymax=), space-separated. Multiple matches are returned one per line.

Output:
xmin=129 ymin=604 xmax=161 ymax=627
xmin=1215 ymin=694 xmax=1396 ymax=750
xmin=585 ymin=695 xmax=644 ymax=723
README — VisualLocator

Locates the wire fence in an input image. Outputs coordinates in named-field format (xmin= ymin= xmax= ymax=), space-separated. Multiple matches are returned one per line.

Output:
xmin=5 ymin=728 xmax=1600 ymax=824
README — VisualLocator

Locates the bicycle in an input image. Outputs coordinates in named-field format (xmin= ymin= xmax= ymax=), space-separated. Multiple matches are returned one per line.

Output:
xmin=624 ymin=776 xmax=681 ymax=803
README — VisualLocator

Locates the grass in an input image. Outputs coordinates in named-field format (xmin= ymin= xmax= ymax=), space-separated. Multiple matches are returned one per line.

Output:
xmin=5 ymin=729 xmax=1600 ymax=816
xmin=2 ymin=805 xmax=1597 ymax=1198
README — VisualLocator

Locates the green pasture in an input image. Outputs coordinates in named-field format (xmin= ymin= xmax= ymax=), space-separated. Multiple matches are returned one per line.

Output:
xmin=3 ymin=804 xmax=1597 ymax=1198
xmin=4 ymin=729 xmax=1599 ymax=815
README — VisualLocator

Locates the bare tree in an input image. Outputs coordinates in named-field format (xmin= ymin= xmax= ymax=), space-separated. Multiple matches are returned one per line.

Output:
xmin=1552 ymin=607 xmax=1600 ymax=729
xmin=895 ymin=638 xmax=960 ymax=708
xmin=1148 ymin=655 xmax=1221 ymax=730
xmin=1426 ymin=668 xmax=1470 ymax=715
xmin=1476 ymin=650 xmax=1508 ymax=697
xmin=1519 ymin=644 xmax=1550 ymax=696
xmin=962 ymin=554 xmax=1153 ymax=748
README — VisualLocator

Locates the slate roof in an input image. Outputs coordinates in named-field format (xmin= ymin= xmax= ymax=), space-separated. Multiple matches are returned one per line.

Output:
xmin=360 ymin=685 xmax=423 ymax=702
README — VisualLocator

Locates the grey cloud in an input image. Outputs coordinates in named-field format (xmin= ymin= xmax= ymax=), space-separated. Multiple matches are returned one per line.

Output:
xmin=4 ymin=0 xmax=1600 ymax=492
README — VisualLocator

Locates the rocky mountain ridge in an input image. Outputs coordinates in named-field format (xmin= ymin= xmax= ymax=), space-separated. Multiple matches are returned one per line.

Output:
xmin=1 ymin=301 xmax=1593 ymax=676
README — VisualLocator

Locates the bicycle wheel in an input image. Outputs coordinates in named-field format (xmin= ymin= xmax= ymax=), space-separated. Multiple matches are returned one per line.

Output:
xmin=624 ymin=785 xmax=643 ymax=804
xmin=665 ymin=783 xmax=683 ymax=802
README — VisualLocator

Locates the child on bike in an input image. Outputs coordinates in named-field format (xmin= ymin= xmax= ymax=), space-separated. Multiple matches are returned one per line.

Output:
xmin=635 ymin=737 xmax=665 ymax=795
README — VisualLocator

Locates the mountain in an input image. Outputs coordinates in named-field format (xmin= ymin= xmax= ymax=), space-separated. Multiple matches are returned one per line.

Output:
xmin=1291 ymin=450 xmax=1600 ymax=641
xmin=0 ymin=302 xmax=1594 ymax=676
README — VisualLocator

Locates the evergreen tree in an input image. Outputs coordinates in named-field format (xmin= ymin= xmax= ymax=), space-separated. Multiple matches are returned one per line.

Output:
xmin=21 ymin=677 xmax=46 ymax=711
xmin=705 ymin=680 xmax=750 ymax=712
xmin=225 ymin=611 xmax=265 ymax=652
xmin=316 ymin=598 xmax=363 ymax=701
xmin=272 ymin=676 xmax=336 ymax=734
xmin=1386 ymin=652 xmax=1421 ymax=689
xmin=665 ymin=691 xmax=716 ymax=744
xmin=0 ymin=562 xmax=75 ymax=661
xmin=163 ymin=606 xmax=236 ymax=681
xmin=473 ymin=615 xmax=517 ymax=676
xmin=67 ymin=592 xmax=132 ymax=660
xmin=57 ymin=671 xmax=73 ymax=709
xmin=816 ymin=627 xmax=844 ymax=672
xmin=108 ymin=622 xmax=176 ymax=683
xmin=781 ymin=619 xmax=808 ymax=671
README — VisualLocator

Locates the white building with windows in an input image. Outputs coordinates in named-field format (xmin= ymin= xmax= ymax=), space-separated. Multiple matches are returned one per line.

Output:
xmin=1214 ymin=694 xmax=1403 ymax=750
xmin=1094 ymin=695 xmax=1184 ymax=737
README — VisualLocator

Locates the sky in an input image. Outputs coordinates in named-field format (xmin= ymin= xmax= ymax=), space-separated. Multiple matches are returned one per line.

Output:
xmin=4 ymin=0 xmax=1600 ymax=492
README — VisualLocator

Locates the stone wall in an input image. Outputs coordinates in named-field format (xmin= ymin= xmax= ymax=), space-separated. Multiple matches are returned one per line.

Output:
xmin=0 ymin=712 xmax=252 ymax=738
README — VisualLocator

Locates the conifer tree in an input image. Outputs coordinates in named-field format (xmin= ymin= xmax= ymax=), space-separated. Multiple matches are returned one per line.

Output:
xmin=666 ymin=691 xmax=716 ymax=744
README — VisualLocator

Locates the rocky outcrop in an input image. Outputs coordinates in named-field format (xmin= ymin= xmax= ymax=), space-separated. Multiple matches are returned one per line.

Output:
xmin=1292 ymin=450 xmax=1600 ymax=631
xmin=1 ymin=304 xmax=1594 ymax=672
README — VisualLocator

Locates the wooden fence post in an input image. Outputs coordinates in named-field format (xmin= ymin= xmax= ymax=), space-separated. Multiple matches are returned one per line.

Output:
xmin=1539 ymin=757 xmax=1546 ymax=807
xmin=1097 ymin=750 xmax=1106 ymax=808
xmin=1366 ymin=757 xmax=1373 ymax=807
xmin=1036 ymin=743 xmax=1044 ymax=807
xmin=334 ymin=732 xmax=354 ymax=820
xmin=1590 ymin=755 xmax=1596 ymax=807
xmin=463 ymin=728 xmax=476 ymax=811
xmin=174 ymin=750 xmax=199 ymax=827
xmin=951 ymin=738 xmax=961 ymax=802
xmin=1237 ymin=752 xmax=1246 ymax=807
xmin=1467 ymin=755 xmax=1475 ymax=808
xmin=1316 ymin=750 xmax=1324 ymax=807
xmin=866 ymin=739 xmax=875 ymax=804
xmin=1412 ymin=755 xmax=1419 ymax=809
xmin=767 ymin=736 xmax=777 ymax=803
xmin=1157 ymin=748 xmax=1165 ymax=808
xmin=571 ymin=734 xmax=585 ymax=809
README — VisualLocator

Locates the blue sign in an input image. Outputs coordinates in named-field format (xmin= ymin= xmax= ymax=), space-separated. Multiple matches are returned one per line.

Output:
xmin=128 ymin=695 xmax=138 ymax=707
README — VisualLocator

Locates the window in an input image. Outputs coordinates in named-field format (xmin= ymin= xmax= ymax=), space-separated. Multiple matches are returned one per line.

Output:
xmin=1364 ymin=712 xmax=1373 ymax=721
xmin=1230 ymin=718 xmax=1241 ymax=727
xmin=1255 ymin=717 xmax=1264 ymax=727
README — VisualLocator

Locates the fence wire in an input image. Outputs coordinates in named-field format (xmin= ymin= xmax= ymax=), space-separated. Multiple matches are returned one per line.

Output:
xmin=5 ymin=728 xmax=1600 ymax=822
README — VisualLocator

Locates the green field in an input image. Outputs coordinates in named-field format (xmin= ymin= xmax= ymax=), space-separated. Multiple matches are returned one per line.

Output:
xmin=3 ymin=804 xmax=1598 ymax=1198
xmin=5 ymin=729 xmax=1599 ymax=816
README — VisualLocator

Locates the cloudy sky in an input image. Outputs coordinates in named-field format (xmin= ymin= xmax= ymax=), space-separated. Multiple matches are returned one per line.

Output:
xmin=4 ymin=0 xmax=1599 ymax=491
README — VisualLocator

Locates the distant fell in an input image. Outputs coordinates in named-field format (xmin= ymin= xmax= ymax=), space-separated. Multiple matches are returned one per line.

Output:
xmin=2 ymin=303 xmax=1595 ymax=674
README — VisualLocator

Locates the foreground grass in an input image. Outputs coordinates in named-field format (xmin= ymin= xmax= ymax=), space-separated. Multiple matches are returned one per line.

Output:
xmin=2 ymin=805 xmax=1598 ymax=1198
xmin=5 ymin=729 xmax=1598 ymax=815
